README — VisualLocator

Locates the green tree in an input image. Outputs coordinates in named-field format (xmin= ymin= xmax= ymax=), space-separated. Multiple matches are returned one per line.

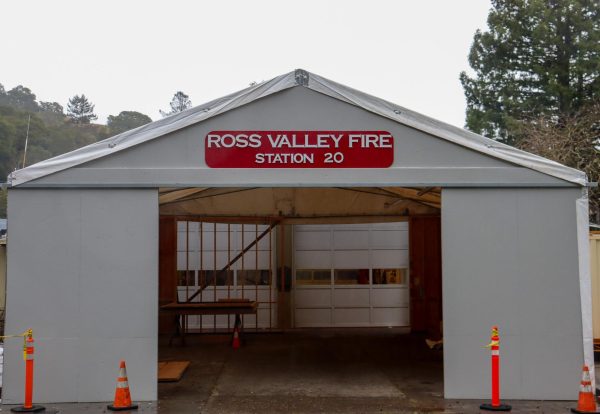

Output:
xmin=460 ymin=0 xmax=600 ymax=144
xmin=67 ymin=94 xmax=98 ymax=124
xmin=107 ymin=111 xmax=152 ymax=135
xmin=40 ymin=101 xmax=64 ymax=115
xmin=3 ymin=85 xmax=39 ymax=112
xmin=160 ymin=91 xmax=192 ymax=117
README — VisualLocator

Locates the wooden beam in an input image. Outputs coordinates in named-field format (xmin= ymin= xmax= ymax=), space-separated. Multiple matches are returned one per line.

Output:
xmin=159 ymin=188 xmax=209 ymax=204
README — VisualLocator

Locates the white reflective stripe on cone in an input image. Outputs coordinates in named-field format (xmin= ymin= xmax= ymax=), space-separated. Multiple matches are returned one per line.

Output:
xmin=117 ymin=380 xmax=129 ymax=389
xmin=119 ymin=367 xmax=127 ymax=377
xmin=491 ymin=350 xmax=499 ymax=356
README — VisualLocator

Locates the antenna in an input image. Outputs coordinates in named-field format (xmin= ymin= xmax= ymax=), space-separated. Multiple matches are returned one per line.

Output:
xmin=22 ymin=114 xmax=31 ymax=168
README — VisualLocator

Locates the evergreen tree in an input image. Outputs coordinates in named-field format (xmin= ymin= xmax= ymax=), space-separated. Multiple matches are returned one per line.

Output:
xmin=67 ymin=94 xmax=98 ymax=124
xmin=460 ymin=0 xmax=600 ymax=144
xmin=160 ymin=91 xmax=192 ymax=117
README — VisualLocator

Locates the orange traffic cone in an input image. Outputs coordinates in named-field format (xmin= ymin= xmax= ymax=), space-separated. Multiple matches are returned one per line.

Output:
xmin=232 ymin=326 xmax=240 ymax=350
xmin=107 ymin=361 xmax=138 ymax=411
xmin=571 ymin=365 xmax=600 ymax=414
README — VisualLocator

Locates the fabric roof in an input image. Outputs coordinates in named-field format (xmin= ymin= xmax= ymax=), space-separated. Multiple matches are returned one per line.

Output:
xmin=8 ymin=69 xmax=587 ymax=187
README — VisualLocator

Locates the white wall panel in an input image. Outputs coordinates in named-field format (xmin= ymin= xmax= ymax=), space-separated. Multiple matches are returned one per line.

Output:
xmin=443 ymin=188 xmax=584 ymax=400
xmin=5 ymin=189 xmax=158 ymax=403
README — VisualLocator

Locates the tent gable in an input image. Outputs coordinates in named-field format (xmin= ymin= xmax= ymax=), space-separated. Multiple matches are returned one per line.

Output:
xmin=22 ymin=87 xmax=573 ymax=188
xmin=10 ymin=69 xmax=585 ymax=187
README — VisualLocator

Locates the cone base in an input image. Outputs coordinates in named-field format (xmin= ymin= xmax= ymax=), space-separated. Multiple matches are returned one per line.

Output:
xmin=107 ymin=404 xmax=138 ymax=411
xmin=10 ymin=406 xmax=45 ymax=413
xmin=571 ymin=409 xmax=600 ymax=413
xmin=480 ymin=403 xmax=512 ymax=411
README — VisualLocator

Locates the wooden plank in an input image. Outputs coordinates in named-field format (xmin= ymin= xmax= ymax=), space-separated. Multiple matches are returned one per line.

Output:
xmin=409 ymin=216 xmax=442 ymax=339
xmin=158 ymin=361 xmax=191 ymax=382
xmin=160 ymin=301 xmax=258 ymax=316
xmin=159 ymin=216 xmax=177 ymax=334
xmin=159 ymin=188 xmax=209 ymax=204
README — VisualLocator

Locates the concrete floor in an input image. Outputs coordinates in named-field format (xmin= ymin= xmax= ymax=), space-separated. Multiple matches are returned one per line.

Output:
xmin=2 ymin=330 xmax=584 ymax=413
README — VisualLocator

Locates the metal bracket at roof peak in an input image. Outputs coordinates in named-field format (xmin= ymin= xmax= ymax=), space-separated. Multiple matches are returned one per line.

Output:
xmin=295 ymin=69 xmax=309 ymax=86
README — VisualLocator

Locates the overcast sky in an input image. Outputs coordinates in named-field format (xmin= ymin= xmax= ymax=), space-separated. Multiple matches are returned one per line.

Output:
xmin=1 ymin=0 xmax=491 ymax=128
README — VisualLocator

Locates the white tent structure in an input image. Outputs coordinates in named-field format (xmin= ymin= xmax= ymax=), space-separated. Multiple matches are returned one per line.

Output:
xmin=4 ymin=69 xmax=592 ymax=403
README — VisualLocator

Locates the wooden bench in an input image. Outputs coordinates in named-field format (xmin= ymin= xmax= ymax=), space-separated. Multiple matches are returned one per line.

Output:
xmin=160 ymin=300 xmax=258 ymax=346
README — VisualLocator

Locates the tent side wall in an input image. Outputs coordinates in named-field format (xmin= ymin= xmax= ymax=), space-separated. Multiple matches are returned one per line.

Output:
xmin=442 ymin=187 xmax=584 ymax=399
xmin=3 ymin=188 xmax=158 ymax=403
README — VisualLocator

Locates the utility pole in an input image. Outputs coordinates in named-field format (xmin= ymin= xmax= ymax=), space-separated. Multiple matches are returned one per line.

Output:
xmin=22 ymin=114 xmax=31 ymax=168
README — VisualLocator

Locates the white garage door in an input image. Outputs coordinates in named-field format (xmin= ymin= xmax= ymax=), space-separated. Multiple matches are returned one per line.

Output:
xmin=293 ymin=222 xmax=409 ymax=327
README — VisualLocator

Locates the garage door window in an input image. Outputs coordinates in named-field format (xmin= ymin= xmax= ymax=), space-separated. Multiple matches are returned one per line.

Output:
xmin=296 ymin=269 xmax=331 ymax=285
xmin=334 ymin=269 xmax=369 ymax=285
xmin=373 ymin=268 xmax=407 ymax=285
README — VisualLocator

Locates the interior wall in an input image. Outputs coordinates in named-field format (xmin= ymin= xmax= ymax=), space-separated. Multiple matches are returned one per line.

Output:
xmin=442 ymin=187 xmax=584 ymax=400
xmin=4 ymin=189 xmax=158 ymax=403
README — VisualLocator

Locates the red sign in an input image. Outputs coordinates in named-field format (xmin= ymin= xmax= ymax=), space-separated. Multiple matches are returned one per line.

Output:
xmin=205 ymin=131 xmax=394 ymax=168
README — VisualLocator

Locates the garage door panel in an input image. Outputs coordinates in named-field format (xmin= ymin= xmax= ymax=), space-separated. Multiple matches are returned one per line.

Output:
xmin=296 ymin=308 xmax=332 ymax=327
xmin=333 ymin=230 xmax=369 ymax=249
xmin=335 ymin=223 xmax=371 ymax=230
xmin=371 ymin=250 xmax=408 ymax=268
xmin=295 ymin=231 xmax=331 ymax=250
xmin=296 ymin=224 xmax=331 ymax=231
xmin=371 ymin=308 xmax=409 ymax=326
xmin=371 ymin=230 xmax=408 ymax=249
xmin=295 ymin=288 xmax=332 ymax=308
xmin=371 ymin=222 xmax=408 ymax=230
xmin=333 ymin=308 xmax=371 ymax=326
xmin=372 ymin=287 xmax=409 ymax=307
xmin=333 ymin=250 xmax=369 ymax=268
xmin=333 ymin=288 xmax=370 ymax=307
xmin=296 ymin=250 xmax=331 ymax=268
